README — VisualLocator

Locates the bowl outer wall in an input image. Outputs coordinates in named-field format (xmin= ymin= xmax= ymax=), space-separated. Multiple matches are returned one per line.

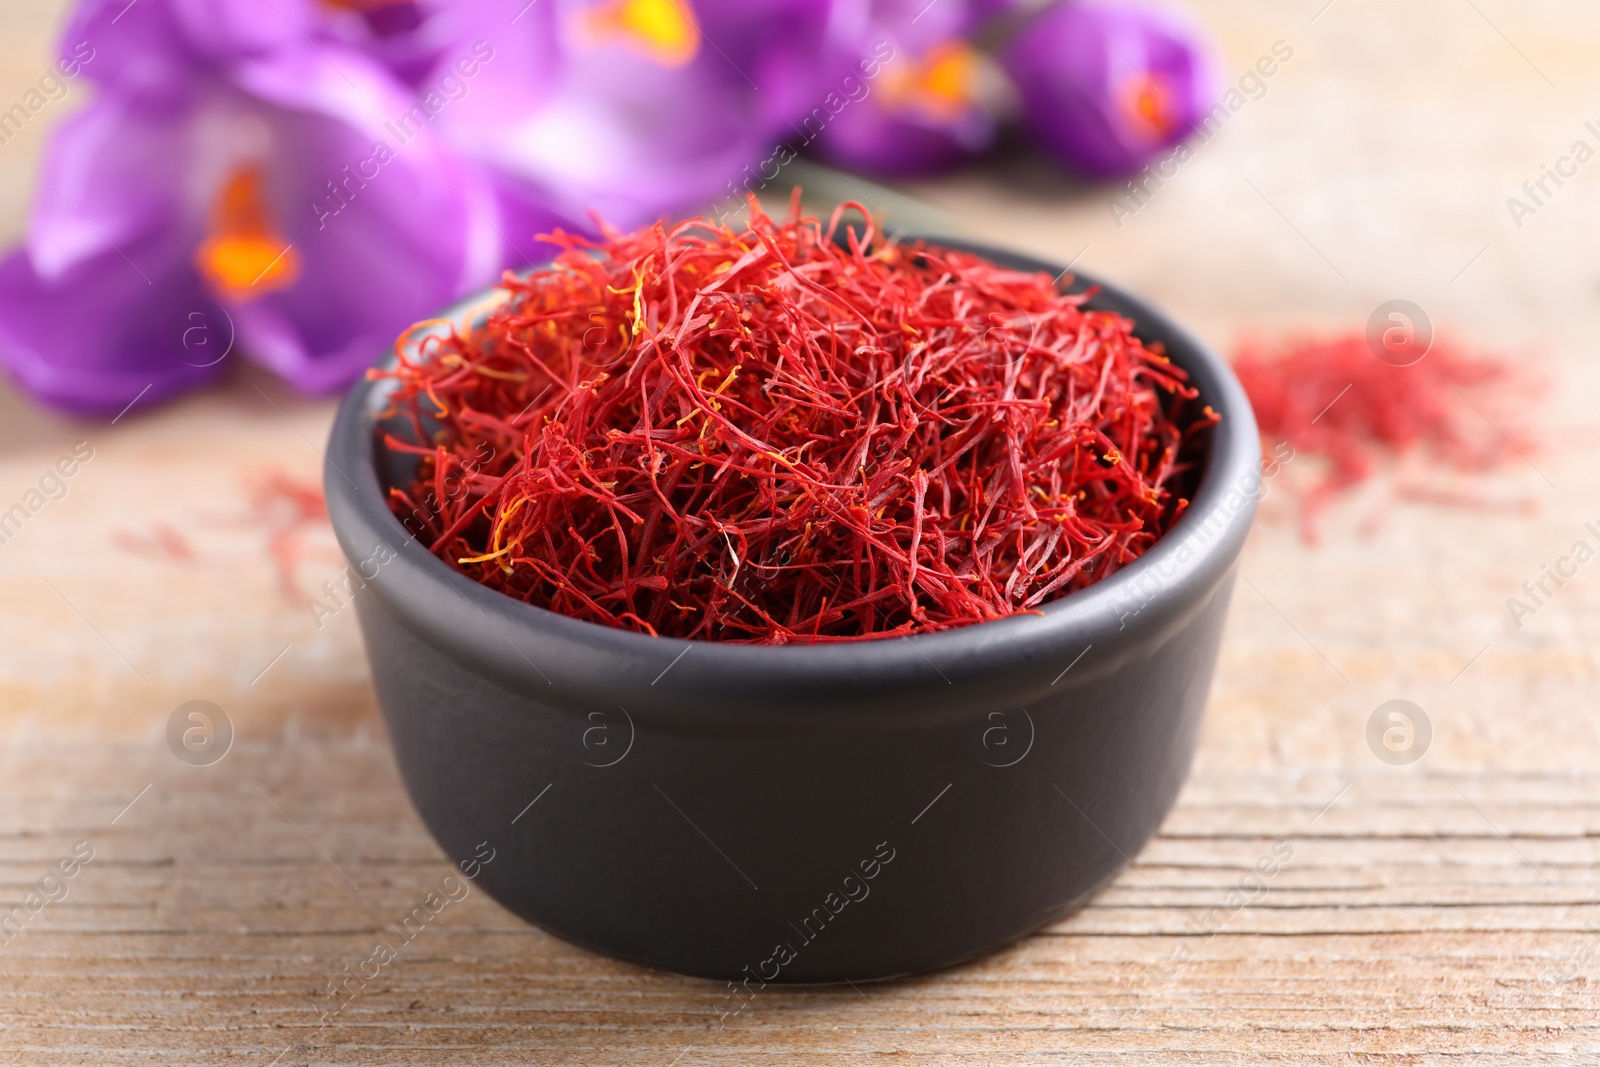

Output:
xmin=323 ymin=240 xmax=1262 ymax=737
xmin=324 ymin=238 xmax=1261 ymax=982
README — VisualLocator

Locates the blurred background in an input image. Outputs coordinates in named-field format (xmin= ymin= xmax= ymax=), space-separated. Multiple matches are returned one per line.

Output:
xmin=3 ymin=0 xmax=1599 ymax=1062
xmin=4 ymin=0 xmax=1591 ymax=747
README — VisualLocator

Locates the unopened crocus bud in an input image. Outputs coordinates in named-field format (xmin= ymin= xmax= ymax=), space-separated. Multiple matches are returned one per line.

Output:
xmin=1002 ymin=0 xmax=1221 ymax=179
xmin=815 ymin=0 xmax=1005 ymax=178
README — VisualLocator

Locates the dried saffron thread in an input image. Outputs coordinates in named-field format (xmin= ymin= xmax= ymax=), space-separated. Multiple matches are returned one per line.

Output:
xmin=377 ymin=196 xmax=1213 ymax=643
xmin=1234 ymin=332 xmax=1541 ymax=542
xmin=243 ymin=469 xmax=330 ymax=605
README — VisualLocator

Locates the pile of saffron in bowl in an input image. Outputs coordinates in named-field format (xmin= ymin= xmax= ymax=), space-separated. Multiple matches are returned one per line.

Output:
xmin=377 ymin=200 xmax=1215 ymax=643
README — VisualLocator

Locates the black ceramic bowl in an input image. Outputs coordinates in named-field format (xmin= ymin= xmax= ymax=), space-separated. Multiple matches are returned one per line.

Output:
xmin=325 ymin=238 xmax=1260 ymax=984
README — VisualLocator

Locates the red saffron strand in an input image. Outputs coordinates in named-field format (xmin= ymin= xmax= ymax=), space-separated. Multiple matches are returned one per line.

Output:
xmin=377 ymin=199 xmax=1213 ymax=643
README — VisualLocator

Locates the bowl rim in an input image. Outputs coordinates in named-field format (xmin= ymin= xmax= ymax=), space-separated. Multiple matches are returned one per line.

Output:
xmin=324 ymin=236 xmax=1261 ymax=723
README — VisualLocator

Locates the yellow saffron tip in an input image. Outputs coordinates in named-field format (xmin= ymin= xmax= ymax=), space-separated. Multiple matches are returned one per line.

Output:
xmin=458 ymin=546 xmax=513 ymax=565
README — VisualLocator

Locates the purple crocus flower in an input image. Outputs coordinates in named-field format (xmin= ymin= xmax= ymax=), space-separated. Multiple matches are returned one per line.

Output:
xmin=812 ymin=0 xmax=1003 ymax=178
xmin=439 ymin=0 xmax=871 ymax=230
xmin=0 ymin=0 xmax=532 ymax=416
xmin=1002 ymin=0 xmax=1220 ymax=179
xmin=79 ymin=0 xmax=464 ymax=91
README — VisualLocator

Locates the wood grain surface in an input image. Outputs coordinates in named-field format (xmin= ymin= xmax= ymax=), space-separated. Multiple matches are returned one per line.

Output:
xmin=3 ymin=0 xmax=1600 ymax=1063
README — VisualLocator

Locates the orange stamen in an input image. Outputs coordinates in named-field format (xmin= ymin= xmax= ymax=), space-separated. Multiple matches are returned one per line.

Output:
xmin=882 ymin=41 xmax=980 ymax=120
xmin=195 ymin=167 xmax=300 ymax=301
xmin=582 ymin=0 xmax=694 ymax=67
xmin=1125 ymin=74 xmax=1179 ymax=139
xmin=584 ymin=0 xmax=700 ymax=67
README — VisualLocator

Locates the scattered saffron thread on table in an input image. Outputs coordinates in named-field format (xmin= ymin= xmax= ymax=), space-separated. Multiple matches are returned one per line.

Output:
xmin=111 ymin=475 xmax=334 ymax=606
xmin=111 ymin=522 xmax=194 ymax=562
xmin=378 ymin=195 xmax=1214 ymax=643
xmin=1234 ymin=333 xmax=1542 ymax=542
xmin=245 ymin=470 xmax=330 ymax=604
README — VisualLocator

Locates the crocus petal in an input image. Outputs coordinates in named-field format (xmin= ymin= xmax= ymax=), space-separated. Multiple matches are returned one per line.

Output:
xmin=815 ymin=95 xmax=997 ymax=177
xmin=814 ymin=32 xmax=999 ymax=177
xmin=67 ymin=0 xmax=478 ymax=99
xmin=26 ymin=89 xmax=191 ymax=280
xmin=228 ymin=44 xmax=508 ymax=293
xmin=163 ymin=0 xmax=319 ymax=57
xmin=1003 ymin=0 xmax=1221 ymax=179
xmin=325 ymin=2 xmax=449 ymax=86
xmin=161 ymin=0 xmax=458 ymax=87
xmin=201 ymin=47 xmax=510 ymax=389
xmin=61 ymin=0 xmax=196 ymax=94
xmin=965 ymin=0 xmax=1026 ymax=24
xmin=0 ymin=241 xmax=224 ymax=416
xmin=437 ymin=0 xmax=870 ymax=228
xmin=224 ymin=135 xmax=506 ymax=393
xmin=486 ymin=172 xmax=576 ymax=268
xmin=3 ymin=0 xmax=535 ymax=412
xmin=692 ymin=0 xmax=872 ymax=131
xmin=804 ymin=0 xmax=1003 ymax=179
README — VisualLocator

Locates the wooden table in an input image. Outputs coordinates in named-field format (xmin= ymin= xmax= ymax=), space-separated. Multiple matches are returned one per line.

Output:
xmin=3 ymin=1 xmax=1599 ymax=1062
